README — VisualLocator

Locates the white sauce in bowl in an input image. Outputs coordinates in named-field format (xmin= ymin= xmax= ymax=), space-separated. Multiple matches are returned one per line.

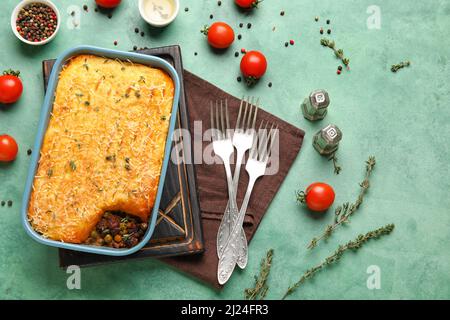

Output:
xmin=140 ymin=0 xmax=178 ymax=26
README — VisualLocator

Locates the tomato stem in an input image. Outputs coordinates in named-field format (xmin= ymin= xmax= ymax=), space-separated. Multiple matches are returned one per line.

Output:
xmin=3 ymin=69 xmax=20 ymax=77
xmin=200 ymin=25 xmax=209 ymax=35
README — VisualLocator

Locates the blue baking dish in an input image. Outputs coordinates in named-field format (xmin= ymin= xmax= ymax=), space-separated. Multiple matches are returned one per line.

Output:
xmin=21 ymin=45 xmax=180 ymax=256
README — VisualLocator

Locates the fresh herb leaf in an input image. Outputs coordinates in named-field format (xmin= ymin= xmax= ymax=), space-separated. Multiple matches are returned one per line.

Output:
xmin=69 ymin=161 xmax=77 ymax=171
xmin=283 ymin=224 xmax=395 ymax=300
xmin=245 ymin=249 xmax=274 ymax=300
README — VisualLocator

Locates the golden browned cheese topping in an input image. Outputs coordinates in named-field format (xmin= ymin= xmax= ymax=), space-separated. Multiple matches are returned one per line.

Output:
xmin=28 ymin=54 xmax=174 ymax=244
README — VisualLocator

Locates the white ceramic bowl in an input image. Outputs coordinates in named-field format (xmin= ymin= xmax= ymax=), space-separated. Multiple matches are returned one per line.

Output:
xmin=11 ymin=0 xmax=61 ymax=46
xmin=139 ymin=0 xmax=179 ymax=27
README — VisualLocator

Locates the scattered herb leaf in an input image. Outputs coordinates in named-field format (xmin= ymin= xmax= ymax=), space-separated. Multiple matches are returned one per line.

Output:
xmin=245 ymin=249 xmax=274 ymax=300
xmin=283 ymin=224 xmax=395 ymax=300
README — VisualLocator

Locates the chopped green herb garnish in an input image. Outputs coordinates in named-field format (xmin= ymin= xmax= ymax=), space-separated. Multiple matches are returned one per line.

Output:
xmin=105 ymin=155 xmax=116 ymax=162
xmin=135 ymin=91 xmax=141 ymax=98
xmin=75 ymin=93 xmax=84 ymax=98
xmin=83 ymin=63 xmax=89 ymax=71
xmin=84 ymin=101 xmax=90 ymax=106
xmin=47 ymin=169 xmax=53 ymax=177
xmin=161 ymin=115 xmax=167 ymax=121
xmin=69 ymin=161 xmax=77 ymax=171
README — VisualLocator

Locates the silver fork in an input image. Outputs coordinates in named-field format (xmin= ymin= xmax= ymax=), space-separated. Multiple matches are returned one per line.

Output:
xmin=210 ymin=100 xmax=239 ymax=250
xmin=218 ymin=122 xmax=278 ymax=285
xmin=217 ymin=96 xmax=259 ymax=269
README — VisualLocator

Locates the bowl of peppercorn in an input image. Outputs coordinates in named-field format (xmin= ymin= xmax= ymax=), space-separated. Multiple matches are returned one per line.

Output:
xmin=11 ymin=0 xmax=60 ymax=46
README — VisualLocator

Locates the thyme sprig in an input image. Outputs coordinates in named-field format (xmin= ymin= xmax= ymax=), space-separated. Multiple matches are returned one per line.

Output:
xmin=283 ymin=223 xmax=395 ymax=300
xmin=391 ymin=61 xmax=410 ymax=73
xmin=320 ymin=38 xmax=350 ymax=67
xmin=328 ymin=152 xmax=341 ymax=175
xmin=244 ymin=249 xmax=274 ymax=300
xmin=307 ymin=156 xmax=376 ymax=249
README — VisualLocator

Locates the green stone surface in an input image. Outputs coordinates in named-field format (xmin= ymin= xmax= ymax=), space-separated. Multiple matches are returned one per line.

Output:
xmin=0 ymin=0 xmax=449 ymax=300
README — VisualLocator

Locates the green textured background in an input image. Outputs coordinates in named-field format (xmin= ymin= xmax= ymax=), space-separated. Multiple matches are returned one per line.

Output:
xmin=0 ymin=0 xmax=449 ymax=300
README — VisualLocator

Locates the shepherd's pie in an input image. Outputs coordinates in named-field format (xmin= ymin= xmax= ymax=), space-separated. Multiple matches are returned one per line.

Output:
xmin=28 ymin=54 xmax=174 ymax=243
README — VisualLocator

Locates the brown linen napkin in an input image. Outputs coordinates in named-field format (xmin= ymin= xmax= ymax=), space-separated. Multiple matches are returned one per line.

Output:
xmin=161 ymin=70 xmax=305 ymax=288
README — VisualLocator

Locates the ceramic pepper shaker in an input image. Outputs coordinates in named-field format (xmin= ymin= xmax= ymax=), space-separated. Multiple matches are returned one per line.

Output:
xmin=313 ymin=124 xmax=342 ymax=156
xmin=301 ymin=89 xmax=330 ymax=121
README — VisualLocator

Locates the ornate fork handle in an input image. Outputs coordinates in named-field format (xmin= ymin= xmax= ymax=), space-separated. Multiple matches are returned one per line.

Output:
xmin=218 ymin=176 xmax=256 ymax=285
xmin=217 ymin=148 xmax=248 ymax=268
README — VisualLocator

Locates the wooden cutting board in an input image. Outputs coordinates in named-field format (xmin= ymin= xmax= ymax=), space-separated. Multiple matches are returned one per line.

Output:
xmin=42 ymin=45 xmax=204 ymax=267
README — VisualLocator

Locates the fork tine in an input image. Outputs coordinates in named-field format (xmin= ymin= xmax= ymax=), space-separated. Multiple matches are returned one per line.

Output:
xmin=263 ymin=124 xmax=277 ymax=162
xmin=242 ymin=97 xmax=250 ymax=130
xmin=246 ymin=101 xmax=253 ymax=130
xmin=251 ymin=98 xmax=259 ymax=130
xmin=210 ymin=101 xmax=216 ymax=141
xmin=236 ymin=96 xmax=244 ymax=130
xmin=258 ymin=121 xmax=269 ymax=161
xmin=220 ymin=100 xmax=226 ymax=139
xmin=266 ymin=125 xmax=279 ymax=161
xmin=225 ymin=99 xmax=230 ymax=139
xmin=215 ymin=100 xmax=221 ymax=140
xmin=249 ymin=120 xmax=263 ymax=159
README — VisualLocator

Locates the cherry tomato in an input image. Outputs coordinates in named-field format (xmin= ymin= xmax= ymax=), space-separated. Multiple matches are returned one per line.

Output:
xmin=95 ymin=0 xmax=121 ymax=8
xmin=0 ymin=135 xmax=19 ymax=162
xmin=0 ymin=71 xmax=23 ymax=104
xmin=240 ymin=51 xmax=267 ymax=83
xmin=303 ymin=182 xmax=335 ymax=212
xmin=202 ymin=22 xmax=235 ymax=49
xmin=235 ymin=0 xmax=261 ymax=8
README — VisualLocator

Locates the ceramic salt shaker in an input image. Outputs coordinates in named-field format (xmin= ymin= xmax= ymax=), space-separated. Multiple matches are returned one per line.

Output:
xmin=301 ymin=89 xmax=330 ymax=121
xmin=313 ymin=124 xmax=342 ymax=156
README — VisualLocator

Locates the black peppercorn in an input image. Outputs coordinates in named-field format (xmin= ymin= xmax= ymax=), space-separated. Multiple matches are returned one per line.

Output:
xmin=184 ymin=7 xmax=189 ymax=12
xmin=218 ymin=1 xmax=222 ymax=6
xmin=114 ymin=40 xmax=118 ymax=46
xmin=133 ymin=46 xmax=138 ymax=51
xmin=320 ymin=28 xmax=324 ymax=34
xmin=338 ymin=65 xmax=343 ymax=71
xmin=238 ymin=34 xmax=242 ymax=40
xmin=280 ymin=11 xmax=285 ymax=16
xmin=326 ymin=19 xmax=330 ymax=24
xmin=7 ymin=200 xmax=13 ymax=207
xmin=247 ymin=23 xmax=252 ymax=29
xmin=27 ymin=149 xmax=32 ymax=156
xmin=327 ymin=29 xmax=331 ymax=34
xmin=135 ymin=27 xmax=139 ymax=33
xmin=108 ymin=13 xmax=112 ymax=19
xmin=239 ymin=23 xmax=243 ymax=28
xmin=268 ymin=82 xmax=272 ymax=88
xmin=237 ymin=76 xmax=242 ymax=82
xmin=194 ymin=52 xmax=198 ymax=56
xmin=141 ymin=31 xmax=145 ymax=37
xmin=210 ymin=14 xmax=213 ymax=19
xmin=83 ymin=5 xmax=88 ymax=11
xmin=285 ymin=42 xmax=289 ymax=47
xmin=315 ymin=16 xmax=319 ymax=22
xmin=1 ymin=201 xmax=5 ymax=207
xmin=234 ymin=51 xmax=239 ymax=57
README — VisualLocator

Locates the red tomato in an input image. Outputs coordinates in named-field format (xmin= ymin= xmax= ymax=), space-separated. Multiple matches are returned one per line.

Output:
xmin=240 ymin=51 xmax=267 ymax=82
xmin=202 ymin=22 xmax=235 ymax=49
xmin=0 ymin=135 xmax=19 ymax=162
xmin=95 ymin=0 xmax=121 ymax=8
xmin=235 ymin=0 xmax=260 ymax=8
xmin=304 ymin=182 xmax=335 ymax=212
xmin=0 ymin=72 xmax=23 ymax=104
